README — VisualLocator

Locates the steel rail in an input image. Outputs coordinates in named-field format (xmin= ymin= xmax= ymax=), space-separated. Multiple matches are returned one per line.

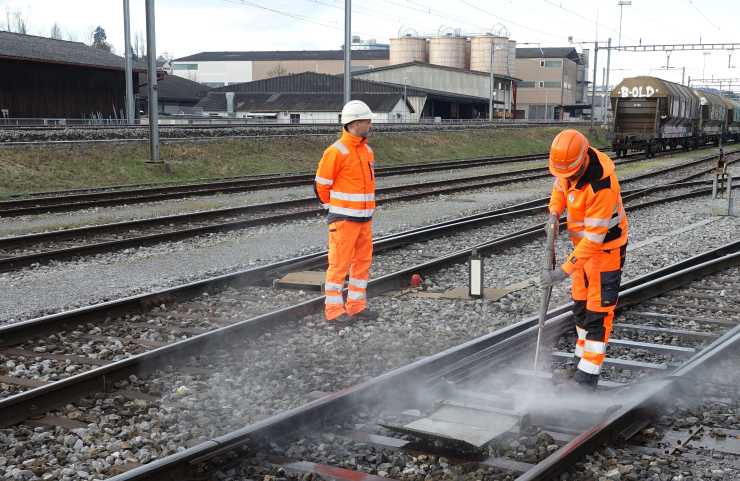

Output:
xmin=1 ymin=151 xmax=552 ymax=200
xmin=0 ymin=149 xmax=733 ymax=273
xmin=1 ymin=146 xmax=733 ymax=217
xmin=0 ymin=183 xmax=731 ymax=431
xmin=106 ymin=243 xmax=740 ymax=481
xmin=0 ymin=121 xmax=593 ymax=131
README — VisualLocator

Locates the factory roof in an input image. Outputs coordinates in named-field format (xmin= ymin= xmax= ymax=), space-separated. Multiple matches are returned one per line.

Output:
xmin=350 ymin=61 xmax=521 ymax=82
xmin=138 ymin=73 xmax=207 ymax=101
xmin=199 ymin=71 xmax=501 ymax=104
xmin=196 ymin=91 xmax=414 ymax=113
xmin=174 ymin=50 xmax=389 ymax=62
xmin=0 ymin=31 xmax=147 ymax=71
xmin=515 ymin=47 xmax=583 ymax=64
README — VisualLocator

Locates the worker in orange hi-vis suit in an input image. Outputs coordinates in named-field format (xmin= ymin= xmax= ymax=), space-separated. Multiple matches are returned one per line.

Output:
xmin=538 ymin=130 xmax=629 ymax=392
xmin=314 ymin=100 xmax=380 ymax=327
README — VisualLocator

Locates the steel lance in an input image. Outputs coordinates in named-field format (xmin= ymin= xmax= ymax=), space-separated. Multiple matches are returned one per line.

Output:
xmin=532 ymin=217 xmax=557 ymax=386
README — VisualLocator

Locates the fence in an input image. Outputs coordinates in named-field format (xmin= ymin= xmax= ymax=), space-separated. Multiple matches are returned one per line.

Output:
xmin=0 ymin=117 xmax=592 ymax=128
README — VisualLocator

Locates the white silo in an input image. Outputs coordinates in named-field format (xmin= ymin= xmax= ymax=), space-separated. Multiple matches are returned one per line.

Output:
xmin=390 ymin=37 xmax=428 ymax=65
xmin=429 ymin=36 xmax=467 ymax=69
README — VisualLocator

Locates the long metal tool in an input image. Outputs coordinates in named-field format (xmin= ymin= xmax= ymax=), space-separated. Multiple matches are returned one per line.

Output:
xmin=532 ymin=216 xmax=557 ymax=384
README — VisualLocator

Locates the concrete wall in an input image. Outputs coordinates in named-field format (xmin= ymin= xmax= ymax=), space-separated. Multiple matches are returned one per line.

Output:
xmin=172 ymin=60 xmax=253 ymax=87
xmin=201 ymin=99 xmax=412 ymax=122
xmin=354 ymin=64 xmax=499 ymax=99
xmin=172 ymin=58 xmax=391 ymax=85
xmin=251 ymin=59 xmax=390 ymax=81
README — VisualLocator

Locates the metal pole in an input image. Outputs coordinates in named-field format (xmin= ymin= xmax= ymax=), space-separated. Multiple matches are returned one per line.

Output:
xmin=605 ymin=38 xmax=611 ymax=124
xmin=145 ymin=0 xmax=159 ymax=161
xmin=601 ymin=68 xmax=606 ymax=123
xmin=618 ymin=5 xmax=623 ymax=49
xmin=404 ymin=79 xmax=407 ymax=123
xmin=545 ymin=92 xmax=548 ymax=120
xmin=489 ymin=36 xmax=494 ymax=121
xmin=682 ymin=66 xmax=685 ymax=85
xmin=590 ymin=42 xmax=598 ymax=129
xmin=123 ymin=0 xmax=134 ymax=124
xmin=343 ymin=0 xmax=351 ymax=106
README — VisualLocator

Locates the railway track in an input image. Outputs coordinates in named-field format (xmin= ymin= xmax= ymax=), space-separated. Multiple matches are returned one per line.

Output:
xmin=0 ymin=169 xmax=735 ymax=479
xmin=0 ymin=144 xmax=724 ymax=216
xmin=0 ymin=149 xmax=735 ymax=273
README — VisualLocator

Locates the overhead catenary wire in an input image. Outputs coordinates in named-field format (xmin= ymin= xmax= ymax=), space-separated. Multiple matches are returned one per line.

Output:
xmin=459 ymin=0 xmax=566 ymax=39
xmin=304 ymin=0 xmax=443 ymax=32
xmin=686 ymin=0 xmax=732 ymax=41
xmin=223 ymin=0 xmax=392 ymax=40
xmin=541 ymin=0 xmax=638 ymax=42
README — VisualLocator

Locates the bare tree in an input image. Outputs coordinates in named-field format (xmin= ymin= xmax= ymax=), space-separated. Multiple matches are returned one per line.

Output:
xmin=65 ymin=26 xmax=79 ymax=42
xmin=186 ymin=70 xmax=200 ymax=83
xmin=3 ymin=6 xmax=30 ymax=34
xmin=134 ymin=30 xmax=146 ymax=60
xmin=157 ymin=52 xmax=174 ymax=62
xmin=49 ymin=22 xmax=62 ymax=40
xmin=83 ymin=24 xmax=95 ymax=46
xmin=266 ymin=62 xmax=288 ymax=78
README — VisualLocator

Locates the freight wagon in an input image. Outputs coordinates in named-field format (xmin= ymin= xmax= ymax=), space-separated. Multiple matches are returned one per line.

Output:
xmin=607 ymin=76 xmax=699 ymax=157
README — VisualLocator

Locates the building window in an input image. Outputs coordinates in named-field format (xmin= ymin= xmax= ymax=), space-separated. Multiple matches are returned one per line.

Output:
xmin=203 ymin=82 xmax=225 ymax=88
xmin=174 ymin=63 xmax=198 ymax=70
xmin=543 ymin=81 xmax=562 ymax=88
xmin=350 ymin=65 xmax=371 ymax=72
xmin=540 ymin=60 xmax=563 ymax=68
xmin=290 ymin=113 xmax=301 ymax=123
xmin=564 ymin=82 xmax=572 ymax=89
xmin=518 ymin=81 xmax=536 ymax=88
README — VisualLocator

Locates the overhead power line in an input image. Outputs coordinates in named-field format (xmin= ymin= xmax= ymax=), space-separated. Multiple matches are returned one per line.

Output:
xmin=686 ymin=0 xmax=731 ymax=41
xmin=459 ymin=0 xmax=566 ymax=39
xmin=541 ymin=0 xmax=637 ymax=42
xmin=224 ymin=0 xmax=391 ymax=40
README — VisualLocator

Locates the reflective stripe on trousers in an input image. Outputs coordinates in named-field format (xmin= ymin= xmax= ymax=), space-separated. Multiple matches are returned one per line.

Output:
xmin=325 ymin=219 xmax=373 ymax=320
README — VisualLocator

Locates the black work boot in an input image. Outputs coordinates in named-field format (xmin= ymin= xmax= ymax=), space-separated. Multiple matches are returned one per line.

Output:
xmin=552 ymin=365 xmax=577 ymax=383
xmin=350 ymin=308 xmax=380 ymax=320
xmin=327 ymin=313 xmax=357 ymax=327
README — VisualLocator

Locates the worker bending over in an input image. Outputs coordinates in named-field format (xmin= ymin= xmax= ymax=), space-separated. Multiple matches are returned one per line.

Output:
xmin=539 ymin=130 xmax=629 ymax=391
xmin=314 ymin=100 xmax=380 ymax=326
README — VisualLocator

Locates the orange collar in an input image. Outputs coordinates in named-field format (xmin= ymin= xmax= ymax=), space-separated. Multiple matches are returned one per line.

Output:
xmin=341 ymin=129 xmax=367 ymax=146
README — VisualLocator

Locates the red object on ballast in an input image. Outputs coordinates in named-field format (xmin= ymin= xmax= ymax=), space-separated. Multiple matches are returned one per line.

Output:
xmin=411 ymin=274 xmax=421 ymax=287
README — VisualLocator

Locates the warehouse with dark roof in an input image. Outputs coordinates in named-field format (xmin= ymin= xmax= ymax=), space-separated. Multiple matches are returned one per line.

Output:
xmin=0 ymin=31 xmax=146 ymax=120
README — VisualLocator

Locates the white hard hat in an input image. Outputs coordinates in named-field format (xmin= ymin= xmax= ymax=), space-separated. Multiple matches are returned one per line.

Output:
xmin=341 ymin=100 xmax=376 ymax=125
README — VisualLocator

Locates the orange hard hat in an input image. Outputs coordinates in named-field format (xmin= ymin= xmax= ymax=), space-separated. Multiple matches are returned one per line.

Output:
xmin=549 ymin=130 xmax=589 ymax=178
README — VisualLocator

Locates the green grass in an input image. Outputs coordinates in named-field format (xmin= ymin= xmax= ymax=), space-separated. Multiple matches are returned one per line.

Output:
xmin=0 ymin=127 xmax=609 ymax=194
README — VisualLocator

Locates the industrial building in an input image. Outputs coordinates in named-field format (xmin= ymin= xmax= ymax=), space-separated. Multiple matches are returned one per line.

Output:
xmin=379 ymin=28 xmax=518 ymax=118
xmin=199 ymin=71 xmax=501 ymax=121
xmin=196 ymin=91 xmax=412 ymax=122
xmin=352 ymin=62 xmax=517 ymax=119
xmin=0 ymin=31 xmax=145 ymax=119
xmin=171 ymin=50 xmax=390 ymax=87
xmin=137 ymin=72 xmax=207 ymax=116
xmin=513 ymin=47 xmax=590 ymax=120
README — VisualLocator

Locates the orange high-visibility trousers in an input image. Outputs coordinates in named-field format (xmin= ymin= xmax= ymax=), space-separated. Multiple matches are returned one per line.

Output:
xmin=570 ymin=244 xmax=627 ymax=377
xmin=325 ymin=220 xmax=373 ymax=320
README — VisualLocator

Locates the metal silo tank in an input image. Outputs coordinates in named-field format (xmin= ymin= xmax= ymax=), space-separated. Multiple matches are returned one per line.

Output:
xmin=470 ymin=35 xmax=494 ymax=72
xmin=390 ymin=37 xmax=428 ymax=65
xmin=507 ymin=40 xmax=516 ymax=77
xmin=492 ymin=36 xmax=510 ymax=75
xmin=429 ymin=36 xmax=467 ymax=69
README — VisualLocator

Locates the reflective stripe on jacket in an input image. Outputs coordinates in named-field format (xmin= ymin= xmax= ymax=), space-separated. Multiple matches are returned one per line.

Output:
xmin=549 ymin=147 xmax=628 ymax=276
xmin=314 ymin=130 xmax=376 ymax=223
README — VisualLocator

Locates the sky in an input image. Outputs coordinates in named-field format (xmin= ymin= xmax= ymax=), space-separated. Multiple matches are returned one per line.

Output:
xmin=1 ymin=0 xmax=739 ymax=90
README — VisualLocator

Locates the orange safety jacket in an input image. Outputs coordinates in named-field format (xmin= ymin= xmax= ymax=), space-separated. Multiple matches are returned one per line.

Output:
xmin=314 ymin=130 xmax=376 ymax=224
xmin=549 ymin=147 xmax=628 ymax=276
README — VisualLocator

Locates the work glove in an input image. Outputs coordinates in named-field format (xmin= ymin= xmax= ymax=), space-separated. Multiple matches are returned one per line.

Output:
xmin=539 ymin=267 xmax=568 ymax=289
xmin=544 ymin=212 xmax=560 ymax=237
